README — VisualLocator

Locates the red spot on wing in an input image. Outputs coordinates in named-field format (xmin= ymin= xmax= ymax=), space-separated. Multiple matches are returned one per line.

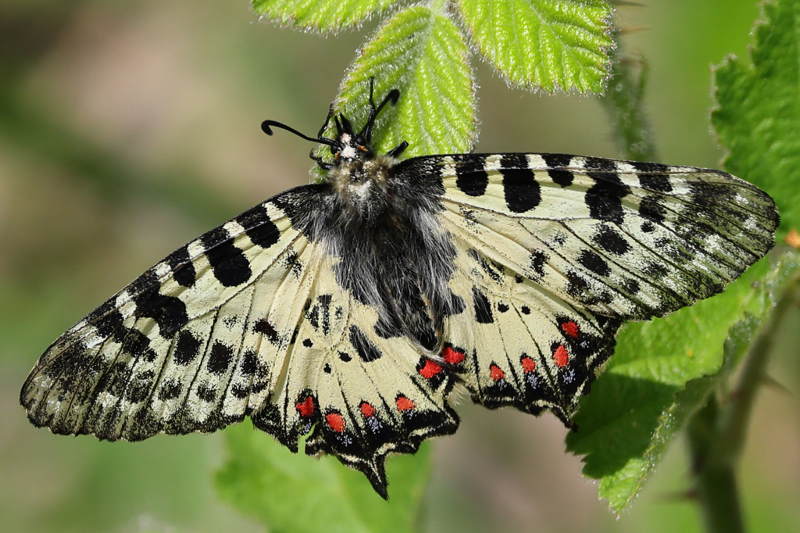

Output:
xmin=325 ymin=412 xmax=346 ymax=432
xmin=442 ymin=345 xmax=465 ymax=364
xmin=560 ymin=321 xmax=580 ymax=338
xmin=520 ymin=356 xmax=536 ymax=374
xmin=359 ymin=402 xmax=376 ymax=417
xmin=553 ymin=345 xmax=570 ymax=367
xmin=295 ymin=396 xmax=315 ymax=417
xmin=396 ymin=395 xmax=415 ymax=411
xmin=419 ymin=359 xmax=443 ymax=378
xmin=489 ymin=363 xmax=505 ymax=381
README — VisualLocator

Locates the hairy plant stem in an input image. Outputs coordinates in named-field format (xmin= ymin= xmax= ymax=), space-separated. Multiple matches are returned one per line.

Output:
xmin=600 ymin=36 xmax=658 ymax=162
xmin=687 ymin=276 xmax=798 ymax=533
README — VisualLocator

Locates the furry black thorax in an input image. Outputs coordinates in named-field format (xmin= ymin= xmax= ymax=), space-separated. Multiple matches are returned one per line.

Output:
xmin=264 ymin=88 xmax=463 ymax=352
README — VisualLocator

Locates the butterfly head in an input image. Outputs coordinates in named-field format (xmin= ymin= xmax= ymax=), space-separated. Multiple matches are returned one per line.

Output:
xmin=261 ymin=81 xmax=408 ymax=174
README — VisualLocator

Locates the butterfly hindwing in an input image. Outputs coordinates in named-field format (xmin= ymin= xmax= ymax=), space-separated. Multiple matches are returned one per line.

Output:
xmin=249 ymin=255 xmax=458 ymax=497
xmin=441 ymin=245 xmax=621 ymax=422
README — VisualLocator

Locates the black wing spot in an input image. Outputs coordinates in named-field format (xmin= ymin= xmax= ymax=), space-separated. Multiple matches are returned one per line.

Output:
xmin=472 ymin=287 xmax=494 ymax=324
xmin=639 ymin=196 xmax=667 ymax=223
xmin=349 ymin=325 xmax=382 ymax=362
xmin=585 ymin=172 xmax=631 ymax=224
xmin=94 ymin=305 xmax=125 ymax=339
xmin=565 ymin=270 xmax=590 ymax=298
xmin=235 ymin=205 xmax=280 ymax=248
xmin=240 ymin=350 xmax=258 ymax=376
xmin=500 ymin=154 xmax=540 ymax=212
xmin=166 ymin=246 xmax=196 ymax=287
xmin=126 ymin=378 xmax=152 ymax=403
xmin=530 ymin=249 xmax=548 ymax=279
xmin=542 ymin=153 xmax=574 ymax=186
xmin=133 ymin=286 xmax=188 ymax=339
xmin=455 ymin=155 xmax=488 ymax=196
xmin=644 ymin=261 xmax=669 ymax=277
xmin=201 ymin=228 xmax=252 ymax=287
xmin=196 ymin=383 xmax=216 ymax=402
xmin=121 ymin=329 xmax=155 ymax=360
xmin=593 ymin=224 xmax=631 ymax=255
xmin=253 ymin=318 xmax=280 ymax=344
xmin=158 ymin=379 xmax=183 ymax=401
xmin=174 ymin=331 xmax=202 ymax=365
xmin=578 ymin=250 xmax=611 ymax=277
xmin=624 ymin=278 xmax=641 ymax=294
xmin=231 ymin=384 xmax=249 ymax=399
xmin=585 ymin=157 xmax=617 ymax=171
xmin=207 ymin=341 xmax=234 ymax=374
xmin=631 ymin=161 xmax=673 ymax=192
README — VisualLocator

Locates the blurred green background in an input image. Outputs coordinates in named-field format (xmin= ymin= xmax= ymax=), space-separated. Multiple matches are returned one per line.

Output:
xmin=1 ymin=1 xmax=798 ymax=532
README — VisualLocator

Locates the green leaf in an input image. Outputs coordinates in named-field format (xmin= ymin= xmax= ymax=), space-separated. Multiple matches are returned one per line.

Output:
xmin=566 ymin=251 xmax=800 ymax=513
xmin=325 ymin=4 xmax=475 ymax=162
xmin=712 ymin=0 xmax=800 ymax=236
xmin=216 ymin=424 xmax=432 ymax=533
xmin=252 ymin=0 xmax=397 ymax=32
xmin=455 ymin=0 xmax=613 ymax=93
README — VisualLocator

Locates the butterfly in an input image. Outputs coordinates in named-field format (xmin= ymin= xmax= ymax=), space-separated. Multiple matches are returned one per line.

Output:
xmin=21 ymin=82 xmax=779 ymax=498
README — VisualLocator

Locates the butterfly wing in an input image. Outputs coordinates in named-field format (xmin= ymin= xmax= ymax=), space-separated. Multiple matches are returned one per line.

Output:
xmin=21 ymin=191 xmax=305 ymax=439
xmin=20 ymin=184 xmax=457 ymax=496
xmin=394 ymin=153 xmax=778 ymax=419
xmin=256 ymin=253 xmax=458 ymax=497
xmin=441 ymin=245 xmax=622 ymax=423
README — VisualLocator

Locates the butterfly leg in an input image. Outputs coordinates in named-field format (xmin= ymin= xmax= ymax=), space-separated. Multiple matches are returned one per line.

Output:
xmin=386 ymin=141 xmax=408 ymax=158
xmin=360 ymin=80 xmax=401 ymax=142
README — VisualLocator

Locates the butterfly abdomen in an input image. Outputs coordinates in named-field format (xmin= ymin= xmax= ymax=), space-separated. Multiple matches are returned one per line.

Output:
xmin=273 ymin=169 xmax=461 ymax=351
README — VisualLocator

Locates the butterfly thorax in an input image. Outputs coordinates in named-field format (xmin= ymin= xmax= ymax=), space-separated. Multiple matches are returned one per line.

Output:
xmin=328 ymin=153 xmax=396 ymax=220
xmin=264 ymin=96 xmax=461 ymax=350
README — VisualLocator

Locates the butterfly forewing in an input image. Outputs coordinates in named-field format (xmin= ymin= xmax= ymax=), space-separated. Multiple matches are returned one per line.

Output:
xmin=21 ymin=193 xmax=304 ymax=438
xmin=395 ymin=153 xmax=778 ymax=320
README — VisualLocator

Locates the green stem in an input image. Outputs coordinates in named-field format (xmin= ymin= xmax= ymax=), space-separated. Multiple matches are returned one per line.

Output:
xmin=687 ymin=275 xmax=799 ymax=533
xmin=600 ymin=36 xmax=658 ymax=161
xmin=687 ymin=396 xmax=745 ymax=533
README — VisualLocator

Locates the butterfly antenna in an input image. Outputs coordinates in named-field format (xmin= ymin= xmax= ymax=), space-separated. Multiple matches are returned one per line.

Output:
xmin=360 ymin=85 xmax=400 ymax=141
xmin=261 ymin=120 xmax=339 ymax=149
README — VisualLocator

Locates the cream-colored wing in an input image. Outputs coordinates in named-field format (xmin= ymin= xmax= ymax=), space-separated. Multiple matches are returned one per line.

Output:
xmin=392 ymin=152 xmax=776 ymax=421
xmin=253 ymin=256 xmax=457 ymax=498
xmin=20 ymin=193 xmax=307 ymax=440
xmin=397 ymin=153 xmax=777 ymax=320
xmin=21 ymin=185 xmax=457 ymax=498
xmin=441 ymin=244 xmax=620 ymax=422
